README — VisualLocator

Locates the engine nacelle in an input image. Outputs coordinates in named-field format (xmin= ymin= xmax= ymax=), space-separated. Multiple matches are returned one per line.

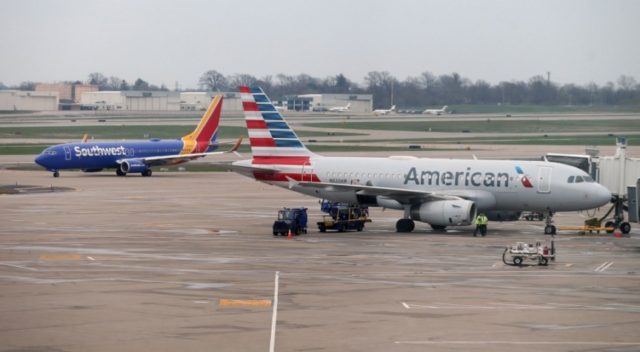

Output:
xmin=486 ymin=210 xmax=521 ymax=222
xmin=410 ymin=200 xmax=476 ymax=226
xmin=120 ymin=159 xmax=148 ymax=174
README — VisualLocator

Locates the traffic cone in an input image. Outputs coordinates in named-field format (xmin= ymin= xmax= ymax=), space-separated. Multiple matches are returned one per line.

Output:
xmin=614 ymin=229 xmax=622 ymax=238
xmin=287 ymin=229 xmax=293 ymax=240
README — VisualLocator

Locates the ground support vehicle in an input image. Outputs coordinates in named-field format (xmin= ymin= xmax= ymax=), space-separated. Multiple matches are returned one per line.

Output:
xmin=317 ymin=201 xmax=371 ymax=232
xmin=273 ymin=208 xmax=308 ymax=236
xmin=502 ymin=241 xmax=555 ymax=266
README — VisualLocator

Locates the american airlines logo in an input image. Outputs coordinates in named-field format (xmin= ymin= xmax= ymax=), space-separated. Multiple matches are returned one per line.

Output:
xmin=515 ymin=166 xmax=534 ymax=188
xmin=404 ymin=167 xmax=511 ymax=187
xmin=74 ymin=145 xmax=126 ymax=157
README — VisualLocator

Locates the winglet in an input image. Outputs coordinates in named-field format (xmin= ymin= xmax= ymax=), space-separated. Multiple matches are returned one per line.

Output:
xmin=228 ymin=136 xmax=243 ymax=154
xmin=285 ymin=176 xmax=299 ymax=189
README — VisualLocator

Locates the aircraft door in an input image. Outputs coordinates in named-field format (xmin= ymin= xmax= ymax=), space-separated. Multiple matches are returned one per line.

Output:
xmin=63 ymin=146 xmax=71 ymax=160
xmin=537 ymin=167 xmax=552 ymax=193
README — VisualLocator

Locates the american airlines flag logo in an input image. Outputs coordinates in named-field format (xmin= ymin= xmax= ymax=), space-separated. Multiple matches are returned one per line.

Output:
xmin=515 ymin=166 xmax=533 ymax=188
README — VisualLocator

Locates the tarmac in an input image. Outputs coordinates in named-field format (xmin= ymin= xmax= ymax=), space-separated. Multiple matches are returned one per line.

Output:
xmin=1 ymin=168 xmax=640 ymax=352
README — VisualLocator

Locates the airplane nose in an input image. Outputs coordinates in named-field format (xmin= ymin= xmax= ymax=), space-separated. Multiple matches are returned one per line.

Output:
xmin=596 ymin=184 xmax=612 ymax=206
xmin=35 ymin=153 xmax=49 ymax=168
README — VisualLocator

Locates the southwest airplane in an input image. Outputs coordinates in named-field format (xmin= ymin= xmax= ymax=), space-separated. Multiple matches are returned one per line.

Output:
xmin=229 ymin=86 xmax=612 ymax=234
xmin=423 ymin=105 xmax=448 ymax=115
xmin=35 ymin=96 xmax=228 ymax=177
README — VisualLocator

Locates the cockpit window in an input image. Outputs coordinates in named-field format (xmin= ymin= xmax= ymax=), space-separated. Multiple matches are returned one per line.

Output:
xmin=575 ymin=176 xmax=584 ymax=183
xmin=583 ymin=176 xmax=594 ymax=182
xmin=46 ymin=150 xmax=57 ymax=155
xmin=567 ymin=176 xmax=574 ymax=183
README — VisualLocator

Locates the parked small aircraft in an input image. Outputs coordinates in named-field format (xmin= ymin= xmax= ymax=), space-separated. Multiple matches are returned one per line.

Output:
xmin=423 ymin=105 xmax=448 ymax=115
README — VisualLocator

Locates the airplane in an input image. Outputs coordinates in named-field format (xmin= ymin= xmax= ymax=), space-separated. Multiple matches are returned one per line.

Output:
xmin=35 ymin=96 xmax=234 ymax=177
xmin=373 ymin=105 xmax=396 ymax=115
xmin=328 ymin=103 xmax=351 ymax=112
xmin=423 ymin=105 xmax=448 ymax=115
xmin=229 ymin=86 xmax=613 ymax=235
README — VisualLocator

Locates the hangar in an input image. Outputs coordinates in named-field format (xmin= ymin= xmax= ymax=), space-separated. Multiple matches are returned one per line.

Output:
xmin=0 ymin=90 xmax=59 ymax=111
xmin=180 ymin=92 xmax=243 ymax=113
xmin=81 ymin=91 xmax=181 ymax=111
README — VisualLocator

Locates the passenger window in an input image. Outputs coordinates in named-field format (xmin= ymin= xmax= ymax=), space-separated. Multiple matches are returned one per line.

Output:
xmin=575 ymin=176 xmax=584 ymax=183
xmin=568 ymin=176 xmax=574 ymax=183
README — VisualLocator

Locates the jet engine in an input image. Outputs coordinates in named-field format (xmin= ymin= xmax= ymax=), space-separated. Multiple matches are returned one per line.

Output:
xmin=120 ymin=159 xmax=148 ymax=174
xmin=410 ymin=199 xmax=476 ymax=226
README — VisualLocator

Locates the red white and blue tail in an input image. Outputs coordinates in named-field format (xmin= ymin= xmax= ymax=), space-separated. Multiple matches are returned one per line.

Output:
xmin=239 ymin=86 xmax=318 ymax=166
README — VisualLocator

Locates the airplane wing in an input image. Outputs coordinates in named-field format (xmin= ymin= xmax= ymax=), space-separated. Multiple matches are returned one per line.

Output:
xmin=286 ymin=178 xmax=461 ymax=204
xmin=287 ymin=178 xmax=497 ymax=208
xmin=120 ymin=137 xmax=243 ymax=167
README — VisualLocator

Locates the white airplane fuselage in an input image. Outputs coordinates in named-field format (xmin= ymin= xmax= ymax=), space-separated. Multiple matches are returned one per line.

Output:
xmin=237 ymin=156 xmax=610 ymax=213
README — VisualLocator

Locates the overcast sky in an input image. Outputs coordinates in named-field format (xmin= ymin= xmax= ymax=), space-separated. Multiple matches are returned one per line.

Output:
xmin=1 ymin=0 xmax=639 ymax=88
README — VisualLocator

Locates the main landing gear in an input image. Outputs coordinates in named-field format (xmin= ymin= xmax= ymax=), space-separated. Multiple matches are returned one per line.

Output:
xmin=543 ymin=211 xmax=556 ymax=235
xmin=52 ymin=171 xmax=60 ymax=177
xmin=116 ymin=167 xmax=126 ymax=177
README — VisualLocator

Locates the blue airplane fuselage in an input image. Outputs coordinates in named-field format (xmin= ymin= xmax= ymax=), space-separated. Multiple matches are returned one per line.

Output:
xmin=35 ymin=139 xmax=199 ymax=171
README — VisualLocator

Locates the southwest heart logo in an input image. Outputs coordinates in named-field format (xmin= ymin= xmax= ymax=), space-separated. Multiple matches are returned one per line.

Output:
xmin=515 ymin=166 xmax=533 ymax=188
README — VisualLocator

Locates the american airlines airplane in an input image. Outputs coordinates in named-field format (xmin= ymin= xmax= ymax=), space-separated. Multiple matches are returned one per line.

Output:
xmin=328 ymin=103 xmax=351 ymax=112
xmin=423 ymin=105 xmax=448 ymax=115
xmin=35 ymin=96 xmax=233 ymax=177
xmin=373 ymin=105 xmax=396 ymax=115
xmin=231 ymin=86 xmax=612 ymax=234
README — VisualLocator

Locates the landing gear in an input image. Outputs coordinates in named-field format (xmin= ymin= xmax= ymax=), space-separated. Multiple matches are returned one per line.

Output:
xmin=396 ymin=218 xmax=415 ymax=232
xmin=543 ymin=211 xmax=556 ymax=235
xmin=116 ymin=167 xmax=126 ymax=177
xmin=53 ymin=171 xmax=60 ymax=178
xmin=430 ymin=224 xmax=447 ymax=231
xmin=619 ymin=221 xmax=631 ymax=235
xmin=142 ymin=169 xmax=152 ymax=177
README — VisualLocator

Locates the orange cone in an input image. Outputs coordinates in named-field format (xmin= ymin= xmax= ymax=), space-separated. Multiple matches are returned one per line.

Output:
xmin=287 ymin=229 xmax=293 ymax=240
xmin=614 ymin=229 xmax=622 ymax=238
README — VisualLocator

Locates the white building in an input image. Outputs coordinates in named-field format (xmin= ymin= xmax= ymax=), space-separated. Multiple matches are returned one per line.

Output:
xmin=80 ymin=91 xmax=181 ymax=111
xmin=0 ymin=90 xmax=59 ymax=111
xmin=179 ymin=92 xmax=243 ymax=113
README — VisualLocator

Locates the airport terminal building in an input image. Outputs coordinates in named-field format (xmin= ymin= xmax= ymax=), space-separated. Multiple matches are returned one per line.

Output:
xmin=0 ymin=90 xmax=59 ymax=111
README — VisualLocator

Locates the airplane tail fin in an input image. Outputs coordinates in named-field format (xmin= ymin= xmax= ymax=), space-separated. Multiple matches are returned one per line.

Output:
xmin=240 ymin=86 xmax=317 ymax=166
xmin=346 ymin=103 xmax=351 ymax=110
xmin=181 ymin=95 xmax=223 ymax=152
xmin=390 ymin=105 xmax=396 ymax=111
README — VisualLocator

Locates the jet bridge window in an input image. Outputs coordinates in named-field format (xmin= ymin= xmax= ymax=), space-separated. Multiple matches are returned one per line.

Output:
xmin=568 ymin=176 xmax=575 ymax=183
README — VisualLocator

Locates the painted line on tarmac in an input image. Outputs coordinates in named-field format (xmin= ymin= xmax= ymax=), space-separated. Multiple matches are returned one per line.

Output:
xmin=38 ymin=254 xmax=82 ymax=261
xmin=394 ymin=340 xmax=640 ymax=346
xmin=269 ymin=271 xmax=280 ymax=352
xmin=402 ymin=302 xmax=640 ymax=312
xmin=594 ymin=261 xmax=613 ymax=272
xmin=219 ymin=299 xmax=272 ymax=308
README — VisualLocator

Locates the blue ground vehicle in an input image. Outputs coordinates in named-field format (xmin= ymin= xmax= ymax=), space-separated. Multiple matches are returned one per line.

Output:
xmin=273 ymin=208 xmax=308 ymax=236
xmin=317 ymin=201 xmax=371 ymax=232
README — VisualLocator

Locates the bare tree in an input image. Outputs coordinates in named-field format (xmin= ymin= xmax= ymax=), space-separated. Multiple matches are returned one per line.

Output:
xmin=87 ymin=72 xmax=108 ymax=89
xmin=199 ymin=70 xmax=228 ymax=91
xmin=228 ymin=73 xmax=257 ymax=88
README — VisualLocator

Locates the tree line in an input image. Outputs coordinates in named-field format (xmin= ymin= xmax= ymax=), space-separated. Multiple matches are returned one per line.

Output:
xmin=2 ymin=70 xmax=638 ymax=108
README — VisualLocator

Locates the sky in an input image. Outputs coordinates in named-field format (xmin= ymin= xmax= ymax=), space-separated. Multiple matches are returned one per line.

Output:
xmin=1 ymin=0 xmax=639 ymax=88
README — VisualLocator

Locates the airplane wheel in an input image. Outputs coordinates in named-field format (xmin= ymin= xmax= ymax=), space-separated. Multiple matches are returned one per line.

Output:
xmin=605 ymin=221 xmax=616 ymax=233
xmin=142 ymin=169 xmax=152 ymax=177
xmin=620 ymin=222 xmax=631 ymax=234
xmin=544 ymin=225 xmax=556 ymax=235
xmin=53 ymin=171 xmax=59 ymax=178
xmin=396 ymin=219 xmax=415 ymax=233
